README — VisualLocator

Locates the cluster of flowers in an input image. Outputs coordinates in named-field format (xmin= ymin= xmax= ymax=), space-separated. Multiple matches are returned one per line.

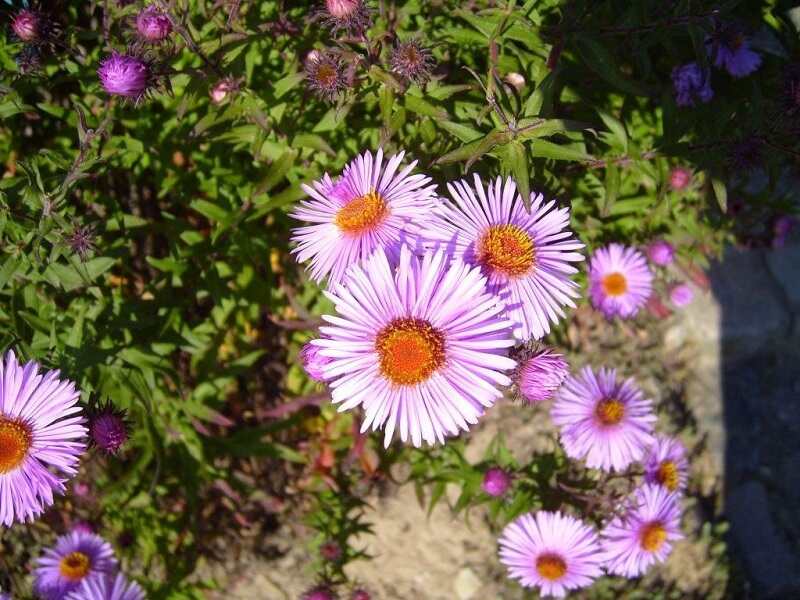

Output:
xmin=289 ymin=149 xmax=694 ymax=595
xmin=0 ymin=351 xmax=132 ymax=597
xmin=672 ymin=21 xmax=761 ymax=107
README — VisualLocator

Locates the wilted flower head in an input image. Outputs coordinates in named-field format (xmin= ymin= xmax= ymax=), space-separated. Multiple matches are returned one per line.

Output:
xmin=210 ymin=78 xmax=238 ymax=105
xmin=514 ymin=346 xmax=568 ymax=404
xmin=136 ymin=6 xmax=172 ymax=42
xmin=65 ymin=224 xmax=96 ymax=261
xmin=97 ymin=52 xmax=152 ymax=100
xmin=305 ymin=51 xmax=345 ymax=102
xmin=16 ymin=44 xmax=42 ymax=73
xmin=302 ymin=585 xmax=338 ymax=600
xmin=88 ymin=401 xmax=129 ymax=454
xmin=482 ymin=467 xmax=512 ymax=497
xmin=11 ymin=9 xmax=40 ymax=42
xmin=707 ymin=23 xmax=762 ymax=78
xmin=671 ymin=62 xmax=713 ymax=107
xmin=668 ymin=166 xmax=692 ymax=191
xmin=322 ymin=0 xmax=370 ymax=35
xmin=646 ymin=240 xmax=674 ymax=267
xmin=300 ymin=342 xmax=331 ymax=382
xmin=391 ymin=39 xmax=435 ymax=85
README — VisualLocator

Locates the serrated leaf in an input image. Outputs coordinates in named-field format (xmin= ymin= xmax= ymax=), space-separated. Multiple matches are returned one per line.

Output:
xmin=529 ymin=139 xmax=593 ymax=162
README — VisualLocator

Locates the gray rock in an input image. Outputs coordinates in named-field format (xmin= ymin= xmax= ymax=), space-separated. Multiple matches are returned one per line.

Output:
xmin=765 ymin=242 xmax=800 ymax=320
xmin=726 ymin=481 xmax=800 ymax=598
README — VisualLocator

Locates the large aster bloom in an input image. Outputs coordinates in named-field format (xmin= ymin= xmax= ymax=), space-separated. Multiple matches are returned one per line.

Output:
xmin=601 ymin=484 xmax=683 ymax=577
xmin=422 ymin=175 xmax=584 ymax=341
xmin=498 ymin=511 xmax=603 ymax=597
xmin=671 ymin=62 xmax=713 ymax=107
xmin=313 ymin=246 xmax=516 ymax=447
xmin=551 ymin=366 xmax=655 ymax=471
xmin=643 ymin=436 xmax=689 ymax=493
xmin=34 ymin=531 xmax=118 ymax=599
xmin=588 ymin=243 xmax=653 ymax=319
xmin=66 ymin=573 xmax=145 ymax=600
xmin=0 ymin=350 xmax=87 ymax=526
xmin=291 ymin=149 xmax=438 ymax=286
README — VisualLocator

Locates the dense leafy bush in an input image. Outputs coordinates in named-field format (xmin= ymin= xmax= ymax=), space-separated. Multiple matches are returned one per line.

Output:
xmin=0 ymin=0 xmax=798 ymax=598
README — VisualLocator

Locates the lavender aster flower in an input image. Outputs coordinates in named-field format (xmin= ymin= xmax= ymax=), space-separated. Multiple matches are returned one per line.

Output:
xmin=0 ymin=350 xmax=87 ymax=526
xmin=97 ymin=52 xmax=151 ymax=99
xmin=315 ymin=246 xmax=516 ymax=447
xmin=671 ymin=62 xmax=713 ymax=107
xmin=707 ymin=25 xmax=762 ymax=78
xmin=0 ymin=591 xmax=8 ymax=600
xmin=551 ymin=366 xmax=655 ymax=472
xmin=65 ymin=573 xmax=145 ymax=600
xmin=499 ymin=511 xmax=603 ymax=597
xmin=391 ymin=39 xmax=435 ymax=85
xmin=135 ymin=6 xmax=172 ymax=42
xmin=588 ymin=244 xmax=653 ymax=319
xmin=643 ymin=436 xmax=689 ymax=493
xmin=482 ymin=467 xmax=511 ymax=497
xmin=600 ymin=484 xmax=682 ymax=577
xmin=88 ymin=402 xmax=129 ymax=454
xmin=422 ymin=175 xmax=585 ymax=341
xmin=646 ymin=240 xmax=674 ymax=267
xmin=300 ymin=342 xmax=332 ymax=382
xmin=34 ymin=530 xmax=118 ymax=600
xmin=11 ymin=9 xmax=40 ymax=42
xmin=515 ymin=346 xmax=568 ymax=404
xmin=668 ymin=283 xmax=694 ymax=308
xmin=291 ymin=148 xmax=437 ymax=285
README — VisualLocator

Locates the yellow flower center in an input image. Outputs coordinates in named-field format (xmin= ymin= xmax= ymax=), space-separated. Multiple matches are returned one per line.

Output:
xmin=640 ymin=522 xmax=667 ymax=552
xmin=59 ymin=551 xmax=91 ymax=581
xmin=376 ymin=318 xmax=446 ymax=385
xmin=0 ymin=417 xmax=32 ymax=474
xmin=315 ymin=62 xmax=339 ymax=88
xmin=335 ymin=191 xmax=388 ymax=234
xmin=595 ymin=398 xmax=625 ymax=426
xmin=478 ymin=224 xmax=535 ymax=277
xmin=601 ymin=272 xmax=628 ymax=297
xmin=656 ymin=460 xmax=680 ymax=491
xmin=536 ymin=553 xmax=567 ymax=581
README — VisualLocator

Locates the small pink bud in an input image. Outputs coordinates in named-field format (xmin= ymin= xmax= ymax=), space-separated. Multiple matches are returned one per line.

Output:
xmin=668 ymin=283 xmax=694 ymax=308
xmin=11 ymin=10 xmax=39 ymax=42
xmin=646 ymin=240 xmax=675 ymax=267
xmin=481 ymin=467 xmax=511 ymax=497
xmin=669 ymin=166 xmax=692 ymax=190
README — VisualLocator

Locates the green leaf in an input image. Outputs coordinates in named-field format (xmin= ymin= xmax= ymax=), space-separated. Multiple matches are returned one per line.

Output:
xmin=576 ymin=38 xmax=650 ymax=97
xmin=596 ymin=108 xmax=628 ymax=153
xmin=711 ymin=176 xmax=727 ymax=213
xmin=529 ymin=139 xmax=593 ymax=162
xmin=436 ymin=130 xmax=512 ymax=167
xmin=502 ymin=141 xmax=531 ymax=206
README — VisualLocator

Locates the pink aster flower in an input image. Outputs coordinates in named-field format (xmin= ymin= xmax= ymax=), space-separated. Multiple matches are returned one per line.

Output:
xmin=422 ymin=175 xmax=584 ymax=341
xmin=646 ymin=240 xmax=674 ymax=267
xmin=315 ymin=246 xmax=516 ymax=447
xmin=11 ymin=9 xmax=40 ymax=42
xmin=600 ymin=484 xmax=683 ymax=577
xmin=300 ymin=342 xmax=332 ymax=382
xmin=0 ymin=350 xmax=87 ymax=526
xmin=65 ymin=573 xmax=145 ymax=600
xmin=551 ymin=366 xmax=655 ymax=471
xmin=498 ymin=511 xmax=603 ymax=597
xmin=588 ymin=244 xmax=653 ymax=319
xmin=34 ymin=530 xmax=118 ymax=600
xmin=515 ymin=346 xmax=568 ymax=403
xmin=291 ymin=149 xmax=437 ymax=286
xmin=98 ymin=53 xmax=152 ymax=99
xmin=668 ymin=283 xmax=694 ymax=308
xmin=135 ymin=6 xmax=172 ymax=42
xmin=482 ymin=466 xmax=512 ymax=497
xmin=643 ymin=436 xmax=689 ymax=493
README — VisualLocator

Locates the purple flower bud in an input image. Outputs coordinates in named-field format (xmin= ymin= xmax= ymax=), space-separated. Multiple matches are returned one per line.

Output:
xmin=71 ymin=521 xmax=94 ymax=534
xmin=669 ymin=167 xmax=692 ymax=191
xmin=351 ymin=590 xmax=371 ymax=600
xmin=300 ymin=342 xmax=331 ymax=382
xmin=210 ymin=78 xmax=238 ymax=105
xmin=72 ymin=481 xmax=91 ymax=498
xmin=390 ymin=39 xmax=435 ymax=85
xmin=646 ymin=240 xmax=675 ymax=267
xmin=669 ymin=283 xmax=694 ymax=308
xmin=136 ymin=6 xmax=172 ymax=42
xmin=98 ymin=52 xmax=151 ymax=99
xmin=481 ymin=467 xmax=511 ymax=497
xmin=302 ymin=586 xmax=338 ymax=600
xmin=671 ymin=62 xmax=713 ymax=107
xmin=88 ymin=402 xmax=129 ymax=454
xmin=516 ymin=347 xmax=568 ymax=404
xmin=319 ymin=540 xmax=342 ymax=562
xmin=11 ymin=9 xmax=39 ymax=42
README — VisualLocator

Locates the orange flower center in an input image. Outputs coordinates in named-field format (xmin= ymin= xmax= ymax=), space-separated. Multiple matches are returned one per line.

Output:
xmin=0 ymin=417 xmax=32 ymax=474
xmin=335 ymin=191 xmax=388 ymax=234
xmin=535 ymin=553 xmax=567 ymax=581
xmin=640 ymin=522 xmax=667 ymax=552
xmin=59 ymin=551 xmax=91 ymax=581
xmin=316 ymin=63 xmax=339 ymax=88
xmin=478 ymin=224 xmax=535 ymax=277
xmin=595 ymin=398 xmax=624 ymax=426
xmin=656 ymin=460 xmax=679 ymax=491
xmin=601 ymin=272 xmax=628 ymax=297
xmin=376 ymin=318 xmax=445 ymax=385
